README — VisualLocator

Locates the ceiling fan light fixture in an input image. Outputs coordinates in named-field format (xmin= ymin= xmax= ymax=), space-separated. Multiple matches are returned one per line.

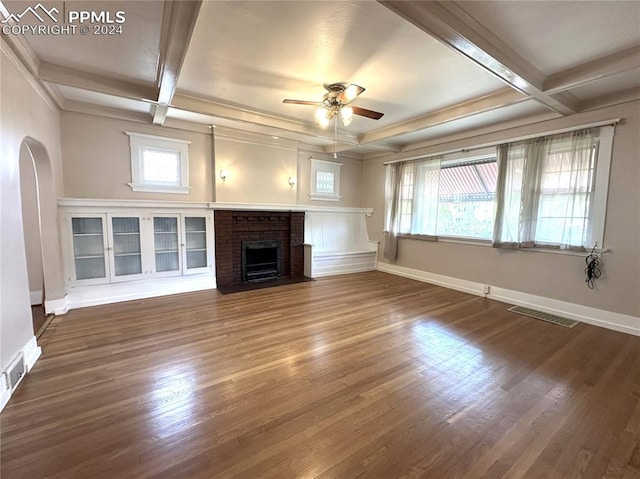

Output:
xmin=341 ymin=105 xmax=353 ymax=126
xmin=315 ymin=106 xmax=330 ymax=128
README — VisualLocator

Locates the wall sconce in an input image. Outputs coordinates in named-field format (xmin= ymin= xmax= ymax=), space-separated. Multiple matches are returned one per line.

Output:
xmin=288 ymin=177 xmax=296 ymax=188
xmin=219 ymin=170 xmax=228 ymax=182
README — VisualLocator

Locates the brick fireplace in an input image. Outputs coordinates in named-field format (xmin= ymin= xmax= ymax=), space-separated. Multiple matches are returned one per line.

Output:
xmin=214 ymin=210 xmax=305 ymax=290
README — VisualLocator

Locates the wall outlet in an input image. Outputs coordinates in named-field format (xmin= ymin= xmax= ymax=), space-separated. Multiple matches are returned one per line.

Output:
xmin=483 ymin=285 xmax=491 ymax=295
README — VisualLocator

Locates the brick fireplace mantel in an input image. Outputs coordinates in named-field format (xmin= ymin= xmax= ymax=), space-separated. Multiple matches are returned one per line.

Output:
xmin=214 ymin=210 xmax=305 ymax=288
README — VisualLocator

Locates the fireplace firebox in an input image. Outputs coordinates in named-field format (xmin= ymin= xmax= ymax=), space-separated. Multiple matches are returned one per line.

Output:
xmin=242 ymin=240 xmax=280 ymax=283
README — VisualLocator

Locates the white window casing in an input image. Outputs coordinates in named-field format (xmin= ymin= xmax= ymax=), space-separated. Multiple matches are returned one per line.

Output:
xmin=310 ymin=158 xmax=342 ymax=201
xmin=126 ymin=132 xmax=191 ymax=194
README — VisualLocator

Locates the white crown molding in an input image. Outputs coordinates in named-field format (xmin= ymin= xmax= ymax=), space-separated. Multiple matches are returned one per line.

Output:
xmin=378 ymin=262 xmax=640 ymax=337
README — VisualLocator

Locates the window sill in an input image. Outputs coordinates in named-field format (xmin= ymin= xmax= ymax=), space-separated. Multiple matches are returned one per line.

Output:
xmin=396 ymin=233 xmax=608 ymax=256
xmin=128 ymin=183 xmax=191 ymax=194
xmin=309 ymin=194 xmax=342 ymax=202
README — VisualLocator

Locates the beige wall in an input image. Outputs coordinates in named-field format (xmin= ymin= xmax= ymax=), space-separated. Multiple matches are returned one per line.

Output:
xmin=1 ymin=43 xmax=64 ymax=370
xmin=363 ymin=101 xmax=640 ymax=318
xmin=61 ymin=112 xmax=214 ymax=202
xmin=214 ymin=133 xmax=298 ymax=205
xmin=296 ymin=150 xmax=363 ymax=208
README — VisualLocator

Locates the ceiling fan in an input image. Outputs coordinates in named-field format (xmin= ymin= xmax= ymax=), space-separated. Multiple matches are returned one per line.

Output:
xmin=283 ymin=83 xmax=384 ymax=128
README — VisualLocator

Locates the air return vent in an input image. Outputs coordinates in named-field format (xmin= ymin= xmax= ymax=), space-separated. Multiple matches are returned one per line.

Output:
xmin=508 ymin=306 xmax=580 ymax=328
xmin=6 ymin=354 xmax=26 ymax=390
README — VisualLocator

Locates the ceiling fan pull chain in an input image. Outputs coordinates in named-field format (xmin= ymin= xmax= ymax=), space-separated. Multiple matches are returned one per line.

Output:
xmin=334 ymin=118 xmax=338 ymax=159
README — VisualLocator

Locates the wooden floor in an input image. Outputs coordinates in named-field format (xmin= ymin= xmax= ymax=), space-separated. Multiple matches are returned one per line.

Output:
xmin=2 ymin=272 xmax=639 ymax=479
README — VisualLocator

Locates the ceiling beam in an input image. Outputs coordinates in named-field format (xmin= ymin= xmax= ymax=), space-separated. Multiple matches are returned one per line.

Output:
xmin=39 ymin=62 xmax=157 ymax=103
xmin=171 ymin=93 xmax=355 ymax=143
xmin=360 ymin=88 xmax=526 ymax=145
xmin=153 ymin=0 xmax=202 ymax=125
xmin=580 ymin=86 xmax=640 ymax=111
xmin=379 ymin=0 xmax=579 ymax=115
xmin=544 ymin=46 xmax=640 ymax=94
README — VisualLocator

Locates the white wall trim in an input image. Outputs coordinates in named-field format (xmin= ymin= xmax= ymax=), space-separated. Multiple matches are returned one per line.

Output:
xmin=59 ymin=197 xmax=210 ymax=210
xmin=378 ymin=262 xmax=640 ymax=337
xmin=58 ymin=198 xmax=373 ymax=215
xmin=0 ymin=336 xmax=42 ymax=413
xmin=63 ymin=274 xmax=216 ymax=311
xmin=0 ymin=376 xmax=10 ymax=412
xmin=23 ymin=336 xmax=41 ymax=371
xmin=30 ymin=290 xmax=42 ymax=305
xmin=44 ymin=296 xmax=70 ymax=315
xmin=211 ymin=201 xmax=373 ymax=214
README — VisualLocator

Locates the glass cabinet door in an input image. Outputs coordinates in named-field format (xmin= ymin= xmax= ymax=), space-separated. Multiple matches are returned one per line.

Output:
xmin=184 ymin=216 xmax=208 ymax=272
xmin=153 ymin=216 xmax=180 ymax=273
xmin=111 ymin=217 xmax=143 ymax=279
xmin=71 ymin=217 xmax=108 ymax=281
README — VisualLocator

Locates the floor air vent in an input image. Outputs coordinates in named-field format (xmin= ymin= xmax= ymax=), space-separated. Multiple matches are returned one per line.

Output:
xmin=508 ymin=306 xmax=580 ymax=328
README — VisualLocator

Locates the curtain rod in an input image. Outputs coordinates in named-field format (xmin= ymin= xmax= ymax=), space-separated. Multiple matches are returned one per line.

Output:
xmin=383 ymin=118 xmax=620 ymax=165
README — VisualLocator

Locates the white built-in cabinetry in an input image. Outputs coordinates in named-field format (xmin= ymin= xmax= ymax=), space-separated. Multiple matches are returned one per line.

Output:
xmin=63 ymin=212 xmax=212 ymax=286
xmin=58 ymin=200 xmax=215 ymax=311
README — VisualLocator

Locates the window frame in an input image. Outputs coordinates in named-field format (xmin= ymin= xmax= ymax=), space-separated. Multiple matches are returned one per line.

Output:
xmin=126 ymin=132 xmax=191 ymax=194
xmin=399 ymin=149 xmax=498 ymax=241
xmin=387 ymin=124 xmax=614 ymax=252
xmin=309 ymin=158 xmax=342 ymax=201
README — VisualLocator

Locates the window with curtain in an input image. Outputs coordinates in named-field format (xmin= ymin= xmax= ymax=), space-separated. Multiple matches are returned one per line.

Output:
xmin=493 ymin=126 xmax=613 ymax=250
xmin=383 ymin=125 xmax=614 ymax=260
xmin=391 ymin=151 xmax=498 ymax=240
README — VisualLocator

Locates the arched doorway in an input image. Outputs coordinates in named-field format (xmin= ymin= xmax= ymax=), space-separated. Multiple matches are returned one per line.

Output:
xmin=19 ymin=140 xmax=46 ymax=333
xmin=18 ymin=138 xmax=65 ymax=325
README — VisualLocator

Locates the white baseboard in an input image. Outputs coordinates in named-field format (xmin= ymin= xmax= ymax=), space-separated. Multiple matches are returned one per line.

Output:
xmin=23 ymin=336 xmax=42 ymax=371
xmin=45 ymin=296 xmax=70 ymax=315
xmin=30 ymin=290 xmax=42 ymax=305
xmin=378 ymin=262 xmax=640 ymax=337
xmin=0 ymin=335 xmax=41 ymax=413
xmin=0 ymin=376 xmax=10 ymax=412
xmin=63 ymin=274 xmax=216 ymax=312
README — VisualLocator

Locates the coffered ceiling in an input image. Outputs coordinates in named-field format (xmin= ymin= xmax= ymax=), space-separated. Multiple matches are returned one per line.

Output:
xmin=2 ymin=0 xmax=639 ymax=158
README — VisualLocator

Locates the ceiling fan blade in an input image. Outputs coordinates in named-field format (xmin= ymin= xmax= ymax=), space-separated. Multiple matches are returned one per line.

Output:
xmin=337 ymin=84 xmax=365 ymax=104
xmin=283 ymin=99 xmax=321 ymax=106
xmin=352 ymin=105 xmax=384 ymax=120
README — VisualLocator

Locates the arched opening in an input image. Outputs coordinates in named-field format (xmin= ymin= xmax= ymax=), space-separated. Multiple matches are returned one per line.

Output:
xmin=18 ymin=138 xmax=65 ymax=320
xmin=19 ymin=142 xmax=46 ymax=332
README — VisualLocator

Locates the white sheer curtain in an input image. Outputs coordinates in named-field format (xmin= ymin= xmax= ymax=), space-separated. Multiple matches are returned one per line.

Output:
xmin=493 ymin=128 xmax=597 ymax=250
xmin=384 ymin=157 xmax=442 ymax=260
xmin=383 ymin=162 xmax=403 ymax=260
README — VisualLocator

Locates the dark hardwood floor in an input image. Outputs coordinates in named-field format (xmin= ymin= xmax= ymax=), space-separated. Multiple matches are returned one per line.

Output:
xmin=2 ymin=272 xmax=639 ymax=478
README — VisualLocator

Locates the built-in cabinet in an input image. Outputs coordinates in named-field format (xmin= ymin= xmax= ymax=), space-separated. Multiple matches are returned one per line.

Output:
xmin=63 ymin=211 xmax=213 ymax=286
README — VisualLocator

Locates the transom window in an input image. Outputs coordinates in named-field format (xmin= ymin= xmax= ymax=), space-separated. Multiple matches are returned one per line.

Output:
xmin=127 ymin=132 xmax=191 ymax=194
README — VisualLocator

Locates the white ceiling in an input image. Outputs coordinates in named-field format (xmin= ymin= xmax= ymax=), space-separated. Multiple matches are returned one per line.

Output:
xmin=2 ymin=0 xmax=639 ymax=158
